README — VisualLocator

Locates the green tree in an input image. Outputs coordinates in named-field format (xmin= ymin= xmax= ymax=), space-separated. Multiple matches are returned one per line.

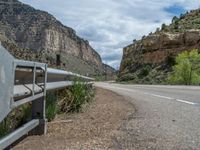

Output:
xmin=161 ymin=23 xmax=167 ymax=30
xmin=172 ymin=16 xmax=179 ymax=24
xmin=172 ymin=16 xmax=179 ymax=30
xmin=168 ymin=49 xmax=200 ymax=85
xmin=180 ymin=13 xmax=185 ymax=19
xmin=155 ymin=27 xmax=160 ymax=33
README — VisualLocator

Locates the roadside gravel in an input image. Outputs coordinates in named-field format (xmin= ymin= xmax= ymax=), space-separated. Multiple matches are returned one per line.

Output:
xmin=12 ymin=88 xmax=135 ymax=150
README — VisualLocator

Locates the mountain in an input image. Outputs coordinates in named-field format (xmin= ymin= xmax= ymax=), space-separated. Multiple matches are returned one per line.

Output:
xmin=119 ymin=9 xmax=200 ymax=84
xmin=0 ymin=0 xmax=116 ymax=77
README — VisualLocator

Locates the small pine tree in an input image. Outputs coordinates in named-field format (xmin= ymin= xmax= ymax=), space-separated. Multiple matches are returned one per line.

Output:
xmin=161 ymin=23 xmax=166 ymax=30
xmin=142 ymin=35 xmax=146 ymax=39
xmin=180 ymin=13 xmax=185 ymax=19
xmin=172 ymin=16 xmax=179 ymax=24
xmin=161 ymin=23 xmax=169 ymax=32
xmin=155 ymin=27 xmax=160 ymax=33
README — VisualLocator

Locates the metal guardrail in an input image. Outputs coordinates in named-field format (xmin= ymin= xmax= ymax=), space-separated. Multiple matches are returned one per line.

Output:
xmin=0 ymin=44 xmax=94 ymax=149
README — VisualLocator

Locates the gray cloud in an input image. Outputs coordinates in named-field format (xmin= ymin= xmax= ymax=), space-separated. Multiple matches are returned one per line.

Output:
xmin=20 ymin=0 xmax=200 ymax=69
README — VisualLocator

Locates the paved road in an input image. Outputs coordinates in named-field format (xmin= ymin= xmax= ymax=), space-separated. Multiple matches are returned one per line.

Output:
xmin=95 ymin=82 xmax=200 ymax=149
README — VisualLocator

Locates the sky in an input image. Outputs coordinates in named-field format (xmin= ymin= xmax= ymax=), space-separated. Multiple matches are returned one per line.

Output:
xmin=20 ymin=0 xmax=200 ymax=69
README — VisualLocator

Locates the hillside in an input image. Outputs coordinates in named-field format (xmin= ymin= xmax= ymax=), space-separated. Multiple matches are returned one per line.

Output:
xmin=119 ymin=9 xmax=200 ymax=84
xmin=0 ymin=0 xmax=115 ymax=77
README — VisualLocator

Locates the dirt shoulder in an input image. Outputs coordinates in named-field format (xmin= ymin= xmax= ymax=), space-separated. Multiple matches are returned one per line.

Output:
xmin=12 ymin=88 xmax=135 ymax=150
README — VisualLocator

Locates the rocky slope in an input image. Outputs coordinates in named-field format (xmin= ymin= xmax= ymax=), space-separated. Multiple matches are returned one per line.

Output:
xmin=119 ymin=9 xmax=200 ymax=83
xmin=0 ymin=0 xmax=115 ymax=77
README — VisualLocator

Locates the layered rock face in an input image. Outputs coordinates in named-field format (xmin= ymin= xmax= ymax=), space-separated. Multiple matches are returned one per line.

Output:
xmin=119 ymin=9 xmax=200 ymax=83
xmin=0 ymin=0 xmax=115 ymax=76
xmin=120 ymin=30 xmax=200 ymax=74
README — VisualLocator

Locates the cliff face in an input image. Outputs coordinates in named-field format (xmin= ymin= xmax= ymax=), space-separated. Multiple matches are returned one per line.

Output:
xmin=119 ymin=9 xmax=200 ymax=83
xmin=0 ymin=0 xmax=115 ymax=76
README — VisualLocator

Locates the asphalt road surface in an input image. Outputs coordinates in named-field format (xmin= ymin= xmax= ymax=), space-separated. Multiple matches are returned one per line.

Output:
xmin=95 ymin=82 xmax=200 ymax=150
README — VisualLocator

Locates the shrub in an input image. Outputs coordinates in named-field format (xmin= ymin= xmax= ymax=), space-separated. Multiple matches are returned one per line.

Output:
xmin=166 ymin=55 xmax=176 ymax=66
xmin=138 ymin=65 xmax=151 ymax=78
xmin=70 ymin=81 xmax=94 ymax=112
xmin=57 ymin=89 xmax=74 ymax=113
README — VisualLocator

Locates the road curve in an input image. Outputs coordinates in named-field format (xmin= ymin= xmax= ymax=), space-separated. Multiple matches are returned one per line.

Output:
xmin=95 ymin=82 xmax=200 ymax=149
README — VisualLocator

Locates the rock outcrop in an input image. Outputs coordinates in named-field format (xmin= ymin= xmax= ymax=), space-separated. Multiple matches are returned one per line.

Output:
xmin=0 ymin=0 xmax=116 ymax=77
xmin=119 ymin=9 xmax=200 ymax=83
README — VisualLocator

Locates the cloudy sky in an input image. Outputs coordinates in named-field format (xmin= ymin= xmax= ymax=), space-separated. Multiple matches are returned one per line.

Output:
xmin=20 ymin=0 xmax=200 ymax=69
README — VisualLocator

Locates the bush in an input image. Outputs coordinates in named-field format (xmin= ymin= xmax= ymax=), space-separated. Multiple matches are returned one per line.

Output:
xmin=138 ymin=65 xmax=151 ymax=78
xmin=166 ymin=55 xmax=176 ymax=66
xmin=70 ymin=81 xmax=94 ymax=112
xmin=57 ymin=89 xmax=74 ymax=113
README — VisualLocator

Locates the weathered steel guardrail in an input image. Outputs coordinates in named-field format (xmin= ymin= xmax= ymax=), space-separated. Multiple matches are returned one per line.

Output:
xmin=0 ymin=44 xmax=94 ymax=149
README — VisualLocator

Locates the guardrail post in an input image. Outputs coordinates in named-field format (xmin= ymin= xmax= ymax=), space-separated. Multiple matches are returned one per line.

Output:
xmin=31 ymin=97 xmax=47 ymax=135
xmin=30 ymin=65 xmax=47 ymax=135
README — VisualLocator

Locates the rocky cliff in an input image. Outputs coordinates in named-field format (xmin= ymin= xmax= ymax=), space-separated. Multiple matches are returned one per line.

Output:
xmin=119 ymin=9 xmax=200 ymax=83
xmin=0 ymin=0 xmax=115 ymax=76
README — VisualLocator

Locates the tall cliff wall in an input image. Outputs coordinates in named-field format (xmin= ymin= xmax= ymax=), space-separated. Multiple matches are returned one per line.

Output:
xmin=0 ymin=0 xmax=115 ymax=76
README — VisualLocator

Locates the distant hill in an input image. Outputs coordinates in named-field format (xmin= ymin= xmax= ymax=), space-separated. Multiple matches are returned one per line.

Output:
xmin=0 ymin=0 xmax=116 ymax=77
xmin=119 ymin=9 xmax=200 ymax=84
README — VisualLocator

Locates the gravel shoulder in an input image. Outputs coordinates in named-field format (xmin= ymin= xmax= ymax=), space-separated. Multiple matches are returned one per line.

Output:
xmin=12 ymin=88 xmax=135 ymax=150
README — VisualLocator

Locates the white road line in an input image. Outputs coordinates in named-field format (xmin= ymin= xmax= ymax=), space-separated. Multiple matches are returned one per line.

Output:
xmin=96 ymin=84 xmax=197 ymax=106
xmin=176 ymin=99 xmax=196 ymax=105
xmin=150 ymin=94 xmax=173 ymax=100
xmin=148 ymin=93 xmax=197 ymax=105
xmin=98 ymin=85 xmax=138 ymax=93
xmin=133 ymin=88 xmax=197 ymax=106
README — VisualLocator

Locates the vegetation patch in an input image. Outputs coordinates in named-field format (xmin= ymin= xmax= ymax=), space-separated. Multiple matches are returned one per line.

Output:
xmin=118 ymin=50 xmax=200 ymax=85
xmin=168 ymin=49 xmax=200 ymax=85
xmin=0 ymin=104 xmax=31 ymax=139
xmin=45 ymin=81 xmax=94 ymax=121
xmin=117 ymin=73 xmax=138 ymax=82
xmin=46 ymin=91 xmax=59 ymax=121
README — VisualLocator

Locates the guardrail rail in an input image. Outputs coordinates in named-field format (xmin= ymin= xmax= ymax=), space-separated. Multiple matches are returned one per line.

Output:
xmin=0 ymin=44 xmax=94 ymax=149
